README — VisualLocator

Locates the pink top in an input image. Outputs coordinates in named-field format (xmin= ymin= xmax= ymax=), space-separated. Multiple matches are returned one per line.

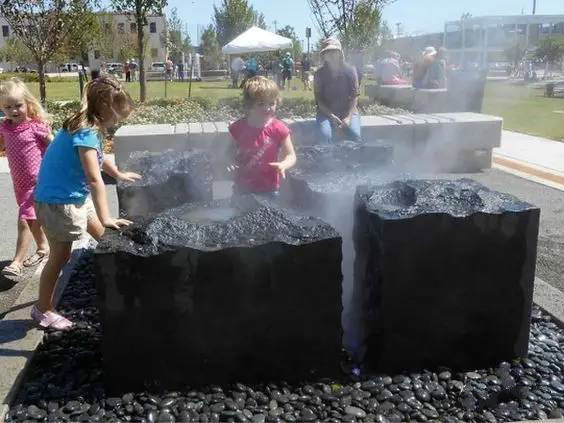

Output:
xmin=229 ymin=118 xmax=290 ymax=193
xmin=0 ymin=119 xmax=49 ymax=194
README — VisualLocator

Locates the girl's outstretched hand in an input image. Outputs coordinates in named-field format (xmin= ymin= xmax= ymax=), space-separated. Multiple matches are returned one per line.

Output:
xmin=118 ymin=171 xmax=142 ymax=182
xmin=102 ymin=217 xmax=133 ymax=230
xmin=268 ymin=162 xmax=288 ymax=179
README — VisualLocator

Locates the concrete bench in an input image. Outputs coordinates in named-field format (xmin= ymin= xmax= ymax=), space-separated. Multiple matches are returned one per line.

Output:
xmin=365 ymin=85 xmax=450 ymax=113
xmin=114 ymin=113 xmax=502 ymax=172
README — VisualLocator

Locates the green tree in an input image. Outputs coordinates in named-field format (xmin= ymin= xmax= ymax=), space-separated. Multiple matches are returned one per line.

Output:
xmin=0 ymin=38 xmax=34 ymax=69
xmin=0 ymin=0 xmax=100 ymax=104
xmin=504 ymin=42 xmax=527 ymax=69
xmin=165 ymin=7 xmax=185 ymax=64
xmin=277 ymin=25 xmax=303 ymax=60
xmin=535 ymin=36 xmax=564 ymax=66
xmin=307 ymin=0 xmax=394 ymax=53
xmin=213 ymin=0 xmax=265 ymax=47
xmin=201 ymin=25 xmax=223 ymax=70
xmin=59 ymin=11 xmax=101 ymax=64
xmin=111 ymin=0 xmax=168 ymax=102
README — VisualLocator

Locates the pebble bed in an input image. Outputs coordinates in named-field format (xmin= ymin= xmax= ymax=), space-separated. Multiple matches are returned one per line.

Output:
xmin=5 ymin=252 xmax=564 ymax=423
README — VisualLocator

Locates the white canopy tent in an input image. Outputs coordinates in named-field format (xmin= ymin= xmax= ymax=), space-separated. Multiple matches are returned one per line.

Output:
xmin=222 ymin=26 xmax=293 ymax=55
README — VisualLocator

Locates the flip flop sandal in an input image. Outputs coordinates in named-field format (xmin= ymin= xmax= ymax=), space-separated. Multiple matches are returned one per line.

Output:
xmin=23 ymin=251 xmax=49 ymax=267
xmin=31 ymin=305 xmax=73 ymax=331
xmin=1 ymin=262 xmax=23 ymax=277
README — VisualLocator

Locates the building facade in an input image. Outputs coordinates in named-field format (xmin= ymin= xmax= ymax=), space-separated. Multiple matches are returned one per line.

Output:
xmin=0 ymin=12 xmax=167 ymax=72
xmin=444 ymin=15 xmax=564 ymax=67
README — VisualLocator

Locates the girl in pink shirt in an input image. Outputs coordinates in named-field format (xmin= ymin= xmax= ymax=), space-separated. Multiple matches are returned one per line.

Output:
xmin=228 ymin=76 xmax=296 ymax=196
xmin=0 ymin=78 xmax=52 ymax=277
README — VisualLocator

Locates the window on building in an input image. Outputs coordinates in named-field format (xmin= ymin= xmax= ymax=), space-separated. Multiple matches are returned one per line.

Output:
xmin=94 ymin=50 xmax=101 ymax=59
xmin=553 ymin=22 xmax=564 ymax=34
xmin=151 ymin=48 xmax=158 ymax=58
xmin=2 ymin=26 xmax=9 ymax=37
xmin=541 ymin=23 xmax=551 ymax=34
xmin=118 ymin=23 xmax=125 ymax=34
xmin=130 ymin=22 xmax=137 ymax=33
xmin=149 ymin=22 xmax=157 ymax=33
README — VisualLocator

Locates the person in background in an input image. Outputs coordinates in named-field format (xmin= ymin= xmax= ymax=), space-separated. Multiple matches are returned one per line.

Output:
xmin=281 ymin=52 xmax=294 ymax=90
xmin=0 ymin=78 xmax=53 ymax=277
xmin=177 ymin=62 xmax=184 ymax=82
xmin=227 ymin=76 xmax=296 ymax=199
xmin=129 ymin=60 xmax=138 ymax=81
xmin=246 ymin=57 xmax=258 ymax=78
xmin=314 ymin=37 xmax=361 ymax=143
xmin=165 ymin=57 xmax=174 ymax=81
xmin=378 ymin=51 xmax=409 ymax=85
xmin=302 ymin=53 xmax=313 ymax=90
xmin=230 ymin=56 xmax=245 ymax=88
xmin=32 ymin=76 xmax=140 ymax=330
xmin=426 ymin=47 xmax=447 ymax=89
xmin=124 ymin=61 xmax=131 ymax=83
xmin=413 ymin=46 xmax=437 ymax=88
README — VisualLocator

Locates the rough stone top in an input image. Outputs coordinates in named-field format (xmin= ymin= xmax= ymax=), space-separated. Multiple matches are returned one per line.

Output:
xmin=293 ymin=141 xmax=391 ymax=175
xmin=357 ymin=179 xmax=538 ymax=220
xmin=119 ymin=149 xmax=211 ymax=188
xmin=96 ymin=197 xmax=340 ymax=256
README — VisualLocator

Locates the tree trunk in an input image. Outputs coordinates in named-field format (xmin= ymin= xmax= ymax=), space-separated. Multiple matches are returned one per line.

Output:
xmin=38 ymin=60 xmax=47 ymax=106
xmin=136 ymin=10 xmax=146 ymax=102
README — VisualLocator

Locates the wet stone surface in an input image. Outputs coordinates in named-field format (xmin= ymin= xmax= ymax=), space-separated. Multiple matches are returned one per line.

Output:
xmin=5 ymin=253 xmax=564 ymax=423
xmin=95 ymin=198 xmax=343 ymax=391
xmin=355 ymin=179 xmax=541 ymax=372
xmin=117 ymin=149 xmax=213 ymax=219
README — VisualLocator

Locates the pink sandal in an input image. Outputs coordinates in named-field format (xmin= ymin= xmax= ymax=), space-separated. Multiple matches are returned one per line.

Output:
xmin=31 ymin=305 xmax=73 ymax=331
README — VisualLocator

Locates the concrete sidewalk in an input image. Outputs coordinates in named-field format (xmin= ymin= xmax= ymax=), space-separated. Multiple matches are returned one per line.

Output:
xmin=493 ymin=131 xmax=564 ymax=190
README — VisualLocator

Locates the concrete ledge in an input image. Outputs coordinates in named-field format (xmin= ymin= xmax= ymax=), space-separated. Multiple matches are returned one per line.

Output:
xmin=366 ymin=85 xmax=450 ymax=113
xmin=114 ymin=113 xmax=503 ymax=172
xmin=0 ymin=237 xmax=91 ymax=423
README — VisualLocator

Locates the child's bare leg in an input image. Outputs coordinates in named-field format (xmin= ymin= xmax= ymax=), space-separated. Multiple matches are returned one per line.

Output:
xmin=87 ymin=215 xmax=105 ymax=241
xmin=37 ymin=240 xmax=72 ymax=312
xmin=12 ymin=218 xmax=33 ymax=265
xmin=29 ymin=219 xmax=49 ymax=254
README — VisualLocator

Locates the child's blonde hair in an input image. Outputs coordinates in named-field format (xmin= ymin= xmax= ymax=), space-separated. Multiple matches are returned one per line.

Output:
xmin=242 ymin=76 xmax=281 ymax=109
xmin=63 ymin=76 xmax=134 ymax=135
xmin=0 ymin=77 xmax=50 ymax=123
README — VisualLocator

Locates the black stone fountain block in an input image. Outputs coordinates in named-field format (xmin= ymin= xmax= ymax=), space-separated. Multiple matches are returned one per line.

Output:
xmin=354 ymin=179 xmax=540 ymax=372
xmin=94 ymin=197 xmax=343 ymax=393
xmin=281 ymin=141 xmax=393 ymax=212
xmin=117 ymin=149 xmax=213 ymax=218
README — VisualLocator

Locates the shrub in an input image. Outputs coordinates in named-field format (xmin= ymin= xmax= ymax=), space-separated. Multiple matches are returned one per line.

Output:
xmin=0 ymin=72 xmax=43 ymax=83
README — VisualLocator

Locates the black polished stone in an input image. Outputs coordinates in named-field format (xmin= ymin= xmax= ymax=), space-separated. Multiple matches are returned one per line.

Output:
xmin=354 ymin=179 xmax=540 ymax=371
xmin=117 ymin=149 xmax=213 ymax=218
xmin=95 ymin=196 xmax=342 ymax=392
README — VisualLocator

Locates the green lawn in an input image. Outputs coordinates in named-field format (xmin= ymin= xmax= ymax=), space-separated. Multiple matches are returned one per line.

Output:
xmin=482 ymin=80 xmax=564 ymax=141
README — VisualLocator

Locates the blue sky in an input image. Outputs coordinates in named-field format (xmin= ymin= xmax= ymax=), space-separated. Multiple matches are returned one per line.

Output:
xmin=168 ymin=0 xmax=564 ymax=44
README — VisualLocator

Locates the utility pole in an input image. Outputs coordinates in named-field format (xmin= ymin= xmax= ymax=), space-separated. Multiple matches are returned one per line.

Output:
xmin=532 ymin=0 xmax=537 ymax=15
xmin=395 ymin=22 xmax=401 ymax=38
xmin=273 ymin=20 xmax=278 ymax=32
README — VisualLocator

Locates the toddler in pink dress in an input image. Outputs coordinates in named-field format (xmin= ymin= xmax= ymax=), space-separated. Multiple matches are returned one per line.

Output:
xmin=0 ymin=78 xmax=52 ymax=277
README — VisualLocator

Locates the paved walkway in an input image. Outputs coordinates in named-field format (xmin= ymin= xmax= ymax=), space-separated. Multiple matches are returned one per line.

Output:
xmin=493 ymin=130 xmax=564 ymax=190
xmin=0 ymin=162 xmax=118 ymax=318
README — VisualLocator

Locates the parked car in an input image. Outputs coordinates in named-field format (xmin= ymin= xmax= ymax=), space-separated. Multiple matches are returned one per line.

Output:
xmin=60 ymin=63 xmax=80 ymax=72
xmin=151 ymin=62 xmax=165 ymax=72
xmin=107 ymin=62 xmax=123 ymax=74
